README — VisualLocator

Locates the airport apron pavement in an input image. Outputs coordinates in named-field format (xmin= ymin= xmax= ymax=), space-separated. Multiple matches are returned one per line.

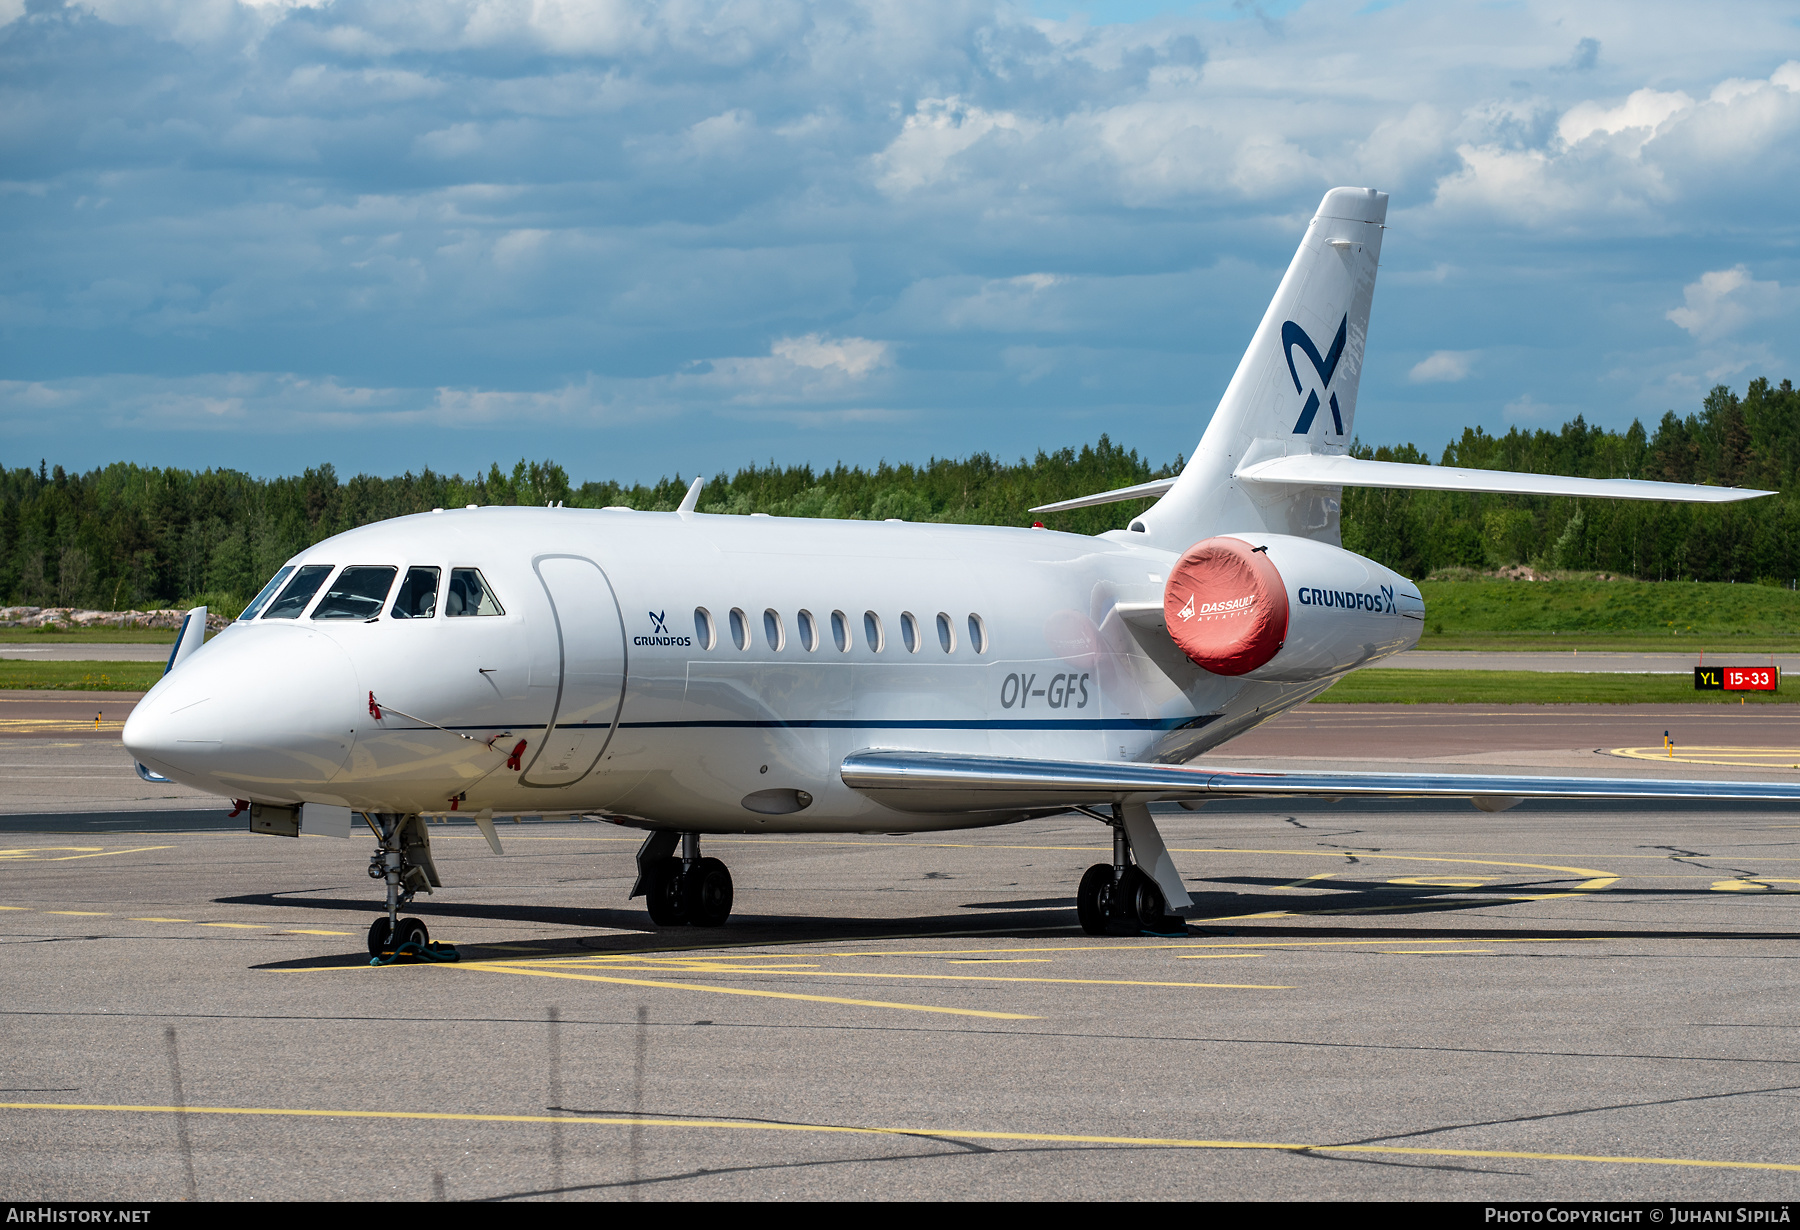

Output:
xmin=3 ymin=702 xmax=1800 ymax=1199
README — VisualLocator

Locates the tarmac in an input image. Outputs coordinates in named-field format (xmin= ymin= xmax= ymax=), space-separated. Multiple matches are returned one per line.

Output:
xmin=3 ymin=701 xmax=1800 ymax=1200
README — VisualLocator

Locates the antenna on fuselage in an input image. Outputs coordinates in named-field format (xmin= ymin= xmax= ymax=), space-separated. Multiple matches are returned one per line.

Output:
xmin=676 ymin=475 xmax=704 ymax=514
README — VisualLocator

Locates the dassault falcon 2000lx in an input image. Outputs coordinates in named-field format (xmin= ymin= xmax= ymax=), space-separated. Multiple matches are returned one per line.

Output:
xmin=125 ymin=187 xmax=1798 ymax=954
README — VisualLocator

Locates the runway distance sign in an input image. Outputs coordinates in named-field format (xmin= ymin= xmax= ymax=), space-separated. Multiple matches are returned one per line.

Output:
xmin=1694 ymin=666 xmax=1780 ymax=691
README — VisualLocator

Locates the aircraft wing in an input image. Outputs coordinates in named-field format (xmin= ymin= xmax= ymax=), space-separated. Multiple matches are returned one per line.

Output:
xmin=840 ymin=749 xmax=1800 ymax=813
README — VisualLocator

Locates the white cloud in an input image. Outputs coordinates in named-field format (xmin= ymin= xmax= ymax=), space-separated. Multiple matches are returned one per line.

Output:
xmin=1666 ymin=266 xmax=1784 ymax=341
xmin=1408 ymin=351 xmax=1475 ymax=384
xmin=1432 ymin=61 xmax=1800 ymax=228
xmin=1557 ymin=88 xmax=1694 ymax=148
xmin=875 ymin=97 xmax=1028 ymax=194
xmin=768 ymin=334 xmax=890 ymax=379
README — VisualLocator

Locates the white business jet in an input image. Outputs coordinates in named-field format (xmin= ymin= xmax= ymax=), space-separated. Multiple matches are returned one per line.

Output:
xmin=124 ymin=187 xmax=1794 ymax=954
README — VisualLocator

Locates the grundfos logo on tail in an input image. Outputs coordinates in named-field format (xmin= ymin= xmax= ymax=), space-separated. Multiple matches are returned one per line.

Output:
xmin=1299 ymin=583 xmax=1395 ymax=614
xmin=633 ymin=609 xmax=692 ymax=647
xmin=1284 ymin=313 xmax=1349 ymax=436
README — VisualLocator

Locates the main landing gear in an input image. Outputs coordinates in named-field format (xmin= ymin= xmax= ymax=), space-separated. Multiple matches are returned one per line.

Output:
xmin=632 ymin=831 xmax=733 ymax=927
xmin=1076 ymin=805 xmax=1188 ymax=937
xmin=365 ymin=813 xmax=442 ymax=956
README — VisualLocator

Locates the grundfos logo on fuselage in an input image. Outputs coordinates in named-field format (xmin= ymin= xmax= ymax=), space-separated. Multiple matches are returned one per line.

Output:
xmin=1299 ymin=584 xmax=1395 ymax=614
xmin=633 ymin=609 xmax=692 ymax=647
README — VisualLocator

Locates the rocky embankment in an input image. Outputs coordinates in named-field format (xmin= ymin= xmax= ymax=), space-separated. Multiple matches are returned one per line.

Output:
xmin=0 ymin=606 xmax=231 ymax=631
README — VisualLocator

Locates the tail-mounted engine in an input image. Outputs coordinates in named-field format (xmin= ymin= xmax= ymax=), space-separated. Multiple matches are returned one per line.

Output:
xmin=1162 ymin=533 xmax=1423 ymax=682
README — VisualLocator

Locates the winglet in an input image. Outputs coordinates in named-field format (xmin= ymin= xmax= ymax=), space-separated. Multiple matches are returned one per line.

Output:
xmin=676 ymin=475 xmax=704 ymax=514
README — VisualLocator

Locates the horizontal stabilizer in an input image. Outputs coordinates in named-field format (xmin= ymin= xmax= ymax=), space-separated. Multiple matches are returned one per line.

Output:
xmin=1233 ymin=454 xmax=1772 ymax=503
xmin=841 ymin=749 xmax=1800 ymax=813
xmin=1029 ymin=478 xmax=1177 ymax=515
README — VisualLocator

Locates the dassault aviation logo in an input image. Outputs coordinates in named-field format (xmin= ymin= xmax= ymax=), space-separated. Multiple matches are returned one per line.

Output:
xmin=1176 ymin=593 xmax=1254 ymax=622
xmin=1283 ymin=313 xmax=1349 ymax=436
xmin=634 ymin=609 xmax=692 ymax=648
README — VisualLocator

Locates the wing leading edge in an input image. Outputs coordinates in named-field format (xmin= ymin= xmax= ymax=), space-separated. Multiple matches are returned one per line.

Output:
xmin=840 ymin=749 xmax=1800 ymax=814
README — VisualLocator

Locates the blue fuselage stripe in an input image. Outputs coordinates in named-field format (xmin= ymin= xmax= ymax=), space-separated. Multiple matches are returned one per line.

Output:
xmin=389 ymin=717 xmax=1213 ymax=734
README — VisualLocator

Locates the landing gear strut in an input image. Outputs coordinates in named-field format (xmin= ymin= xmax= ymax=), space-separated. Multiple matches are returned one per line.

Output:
xmin=365 ymin=813 xmax=441 ymax=956
xmin=633 ymin=831 xmax=734 ymax=927
xmin=1075 ymin=805 xmax=1186 ymax=937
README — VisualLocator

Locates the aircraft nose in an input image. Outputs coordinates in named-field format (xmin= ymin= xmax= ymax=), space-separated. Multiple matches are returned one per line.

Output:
xmin=123 ymin=625 xmax=359 ymax=796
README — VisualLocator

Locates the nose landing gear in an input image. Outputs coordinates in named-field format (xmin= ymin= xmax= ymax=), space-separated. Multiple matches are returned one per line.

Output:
xmin=364 ymin=812 xmax=442 ymax=956
xmin=633 ymin=831 xmax=734 ymax=927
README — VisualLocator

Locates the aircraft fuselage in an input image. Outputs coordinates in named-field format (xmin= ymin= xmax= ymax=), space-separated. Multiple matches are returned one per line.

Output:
xmin=124 ymin=506 xmax=1421 ymax=834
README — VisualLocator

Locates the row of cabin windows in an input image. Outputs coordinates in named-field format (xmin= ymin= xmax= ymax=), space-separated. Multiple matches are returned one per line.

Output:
xmin=694 ymin=607 xmax=989 ymax=656
xmin=238 ymin=564 xmax=505 ymax=622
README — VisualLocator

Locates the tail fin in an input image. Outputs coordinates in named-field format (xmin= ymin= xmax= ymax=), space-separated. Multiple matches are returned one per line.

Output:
xmin=1135 ymin=187 xmax=1387 ymax=549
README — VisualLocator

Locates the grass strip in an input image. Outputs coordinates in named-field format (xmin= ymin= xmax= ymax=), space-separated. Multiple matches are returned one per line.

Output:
xmin=0 ymin=660 xmax=163 ymax=691
xmin=1318 ymin=669 xmax=1796 ymax=705
xmin=1415 ymin=634 xmax=1800 ymax=654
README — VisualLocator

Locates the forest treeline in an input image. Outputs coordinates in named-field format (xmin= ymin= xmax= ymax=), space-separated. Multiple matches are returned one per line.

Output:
xmin=3 ymin=377 xmax=1797 ymax=617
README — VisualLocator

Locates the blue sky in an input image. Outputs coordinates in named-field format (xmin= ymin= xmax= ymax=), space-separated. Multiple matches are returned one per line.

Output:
xmin=3 ymin=0 xmax=1799 ymax=485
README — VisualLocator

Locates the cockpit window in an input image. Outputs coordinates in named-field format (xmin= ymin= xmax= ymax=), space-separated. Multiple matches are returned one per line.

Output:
xmin=312 ymin=566 xmax=399 ymax=620
xmin=391 ymin=567 xmax=441 ymax=620
xmin=261 ymin=565 xmax=333 ymax=619
xmin=445 ymin=568 xmax=504 ymax=617
xmin=239 ymin=566 xmax=295 ymax=621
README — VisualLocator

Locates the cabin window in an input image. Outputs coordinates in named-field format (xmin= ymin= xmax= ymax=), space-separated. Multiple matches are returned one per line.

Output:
xmin=694 ymin=607 xmax=716 ymax=650
xmin=390 ymin=567 xmax=440 ymax=619
xmin=313 ymin=566 xmax=399 ymax=620
xmin=729 ymin=607 xmax=749 ymax=650
xmin=240 ymin=566 xmax=294 ymax=621
xmin=863 ymin=611 xmax=884 ymax=653
xmin=445 ymin=568 xmax=505 ymax=617
xmin=830 ymin=610 xmax=849 ymax=653
xmin=797 ymin=609 xmax=818 ymax=652
xmin=763 ymin=608 xmax=786 ymax=652
xmin=936 ymin=612 xmax=955 ymax=653
xmin=261 ymin=565 xmax=333 ymax=619
xmin=900 ymin=611 xmax=920 ymax=653
xmin=968 ymin=613 xmax=989 ymax=654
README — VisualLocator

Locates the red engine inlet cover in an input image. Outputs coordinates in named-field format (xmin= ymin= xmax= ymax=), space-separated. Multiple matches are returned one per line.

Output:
xmin=1163 ymin=537 xmax=1290 ymax=676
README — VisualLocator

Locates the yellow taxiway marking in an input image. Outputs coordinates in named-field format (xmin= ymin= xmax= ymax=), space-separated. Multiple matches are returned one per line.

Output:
xmin=4 ymin=1101 xmax=1797 ymax=1174
xmin=42 ymin=911 xmax=109 ymax=916
xmin=129 ymin=917 xmax=190 ymax=923
xmin=1278 ymin=872 xmax=1338 ymax=889
xmin=1610 ymin=745 xmax=1800 ymax=768
xmin=0 ymin=845 xmax=172 ymax=863
xmin=851 ymin=937 xmax=1577 ymax=960
xmin=1713 ymin=879 xmax=1800 ymax=893
xmin=947 ymin=958 xmax=1052 ymax=964
xmin=1387 ymin=876 xmax=1495 ymax=888
xmin=474 ymin=955 xmax=1288 ymax=993
xmin=200 ymin=922 xmax=266 ymax=930
xmin=1188 ymin=848 xmax=1618 ymax=882
xmin=448 ymin=963 xmax=1042 ymax=1020
xmin=0 ymin=720 xmax=127 ymax=733
xmin=280 ymin=929 xmax=352 ymax=936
